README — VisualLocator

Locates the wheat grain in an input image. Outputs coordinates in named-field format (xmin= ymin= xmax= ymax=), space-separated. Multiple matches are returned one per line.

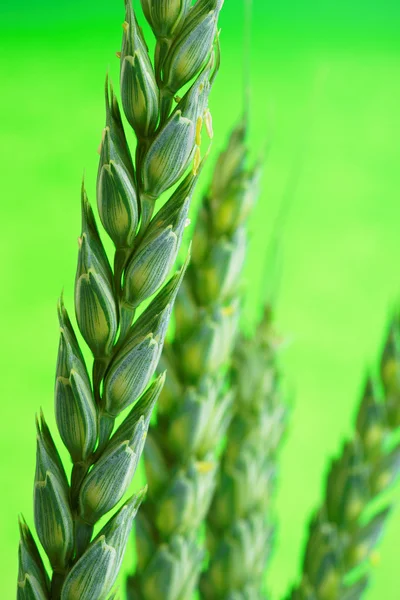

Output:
xmin=16 ymin=0 xmax=220 ymax=597
xmin=126 ymin=120 xmax=260 ymax=599
xmin=286 ymin=316 xmax=400 ymax=600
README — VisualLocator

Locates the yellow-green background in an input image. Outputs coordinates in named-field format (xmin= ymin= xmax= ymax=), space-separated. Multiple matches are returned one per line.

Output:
xmin=2 ymin=0 xmax=400 ymax=598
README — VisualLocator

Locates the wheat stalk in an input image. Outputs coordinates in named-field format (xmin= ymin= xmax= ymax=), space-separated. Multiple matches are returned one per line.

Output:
xmin=126 ymin=121 xmax=260 ymax=599
xmin=16 ymin=0 xmax=220 ymax=597
xmin=286 ymin=316 xmax=400 ymax=600
xmin=198 ymin=306 xmax=286 ymax=599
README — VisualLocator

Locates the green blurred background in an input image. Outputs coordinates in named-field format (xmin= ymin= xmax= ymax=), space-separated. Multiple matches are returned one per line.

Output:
xmin=2 ymin=0 xmax=400 ymax=598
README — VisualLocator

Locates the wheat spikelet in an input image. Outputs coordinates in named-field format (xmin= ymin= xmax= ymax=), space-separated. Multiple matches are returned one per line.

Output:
xmin=16 ymin=0 xmax=221 ymax=597
xmin=286 ymin=316 xmax=400 ymax=600
xmin=199 ymin=306 xmax=286 ymax=599
xmin=126 ymin=121 xmax=260 ymax=599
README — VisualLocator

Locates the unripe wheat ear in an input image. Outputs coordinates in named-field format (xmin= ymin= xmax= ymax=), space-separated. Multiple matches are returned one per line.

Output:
xmin=16 ymin=0 xmax=222 ymax=597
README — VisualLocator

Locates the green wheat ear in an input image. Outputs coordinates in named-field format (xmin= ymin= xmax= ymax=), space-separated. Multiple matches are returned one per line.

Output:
xmin=125 ymin=120 xmax=261 ymax=599
xmin=286 ymin=315 xmax=400 ymax=600
xmin=200 ymin=306 xmax=287 ymax=599
xmin=16 ymin=0 xmax=221 ymax=597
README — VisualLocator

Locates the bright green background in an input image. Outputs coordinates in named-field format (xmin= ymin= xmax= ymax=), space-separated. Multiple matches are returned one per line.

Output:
xmin=2 ymin=1 xmax=400 ymax=598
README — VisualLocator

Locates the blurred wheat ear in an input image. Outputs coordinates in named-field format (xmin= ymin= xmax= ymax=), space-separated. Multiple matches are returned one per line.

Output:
xmin=16 ymin=0 xmax=221 ymax=597
xmin=199 ymin=305 xmax=287 ymax=599
xmin=125 ymin=111 xmax=261 ymax=598
xmin=286 ymin=315 xmax=400 ymax=600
